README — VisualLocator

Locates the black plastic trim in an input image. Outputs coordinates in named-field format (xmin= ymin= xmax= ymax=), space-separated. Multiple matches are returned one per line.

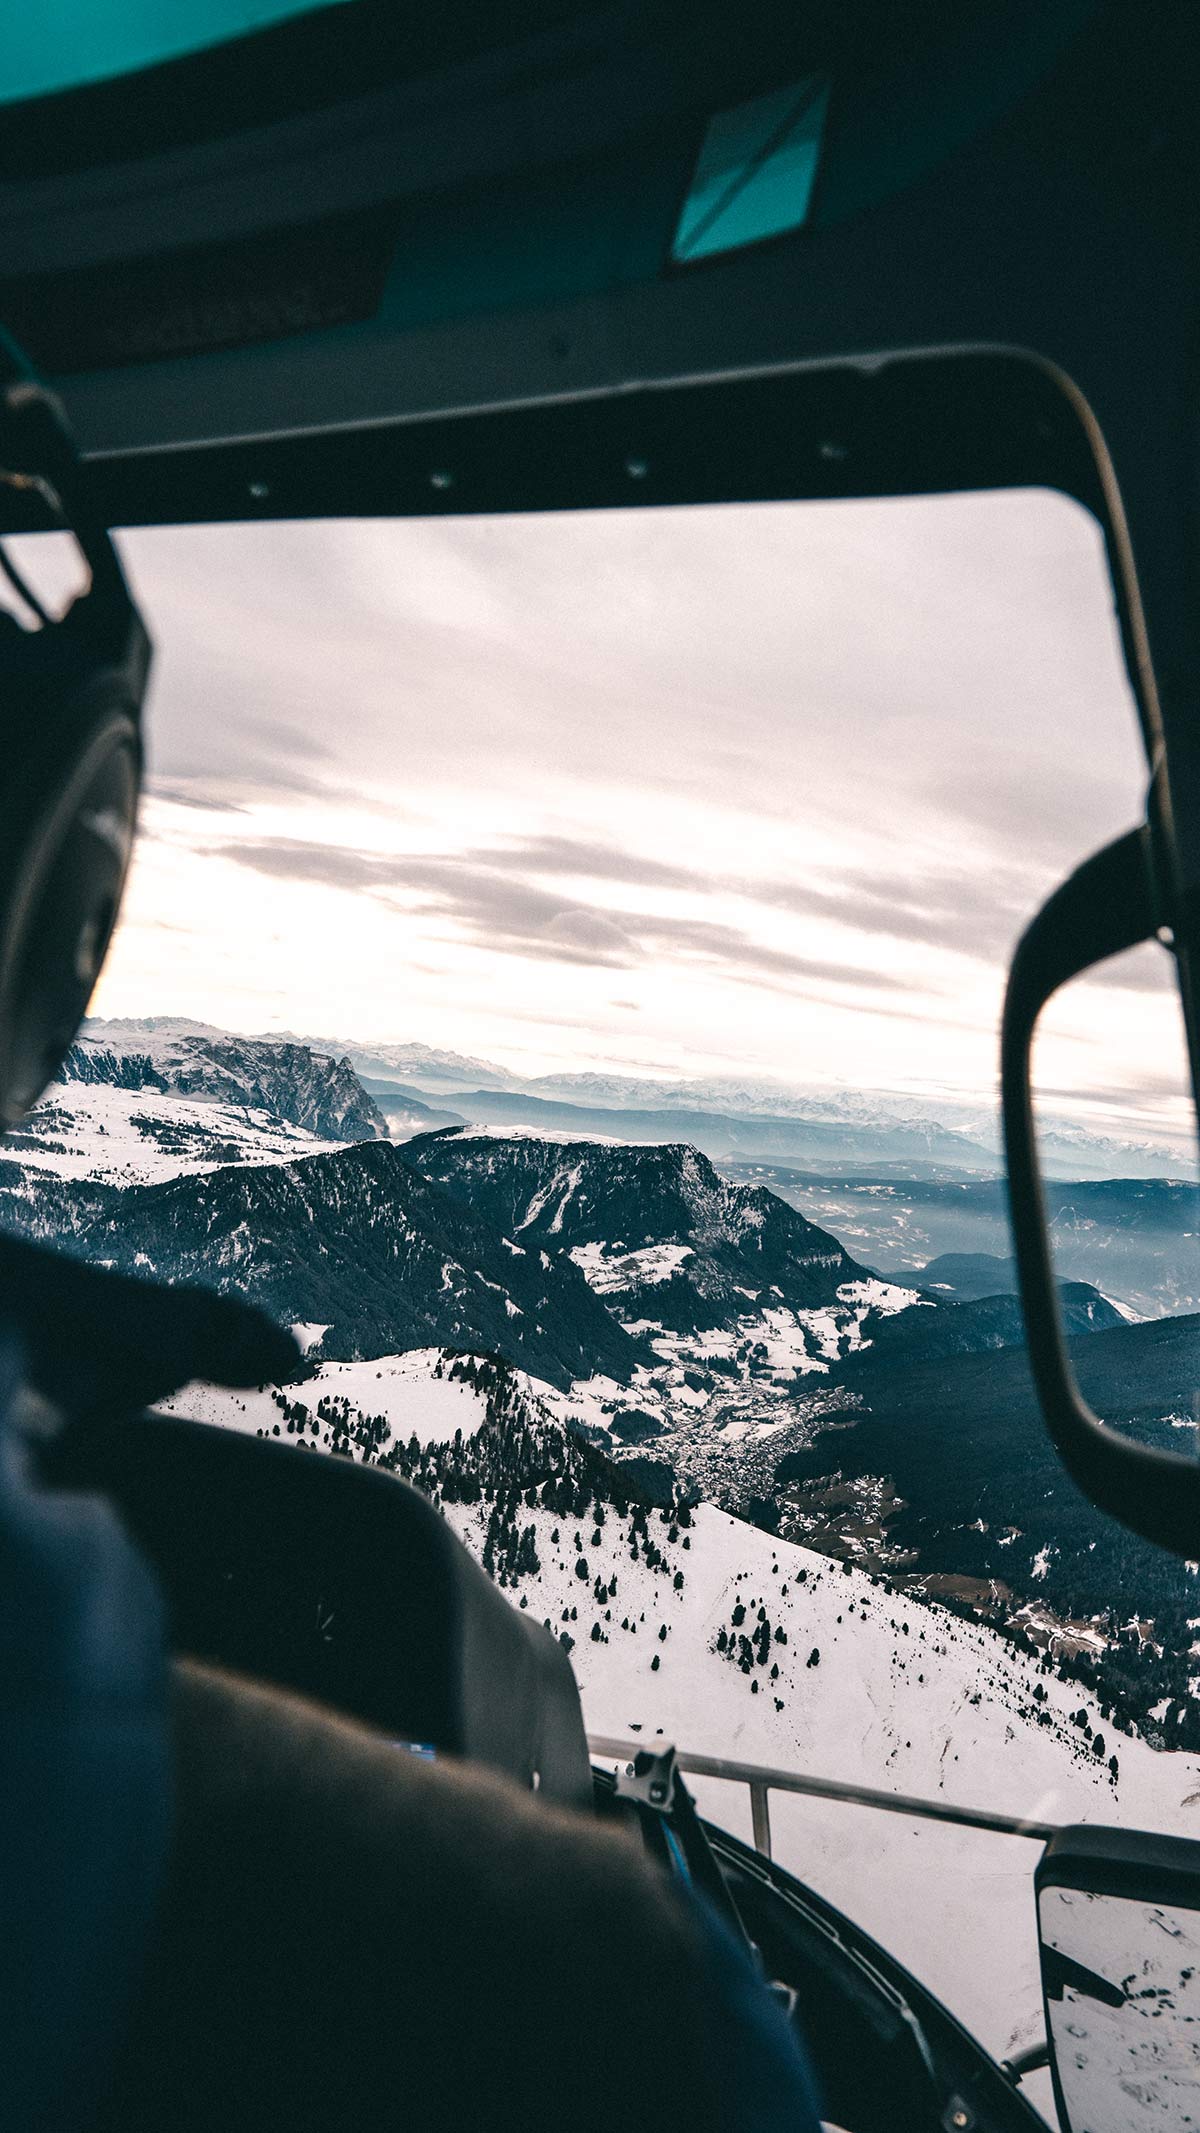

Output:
xmin=0 ymin=348 xmax=1111 ymax=535
xmin=1000 ymin=825 xmax=1200 ymax=1558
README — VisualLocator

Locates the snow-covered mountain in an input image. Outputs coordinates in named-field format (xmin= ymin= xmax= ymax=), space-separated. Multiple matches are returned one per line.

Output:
xmin=79 ymin=1023 xmax=387 ymax=1143
xmin=1 ymin=1080 xmax=342 ymax=1187
xmin=410 ymin=1133 xmax=876 ymax=1323
xmin=3 ymin=1101 xmax=1129 ymax=1499
xmin=2 ymin=1125 xmax=917 ymax=1445
xmin=0 ymin=1026 xmax=387 ymax=1189
xmin=161 ymin=1351 xmax=1200 ymax=2081
xmin=403 ymin=1133 xmax=926 ymax=1488
xmin=12 ymin=1139 xmax=645 ymax=1391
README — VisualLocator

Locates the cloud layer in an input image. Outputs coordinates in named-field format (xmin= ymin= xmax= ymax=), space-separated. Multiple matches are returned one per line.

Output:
xmin=11 ymin=488 xmax=1171 ymax=1123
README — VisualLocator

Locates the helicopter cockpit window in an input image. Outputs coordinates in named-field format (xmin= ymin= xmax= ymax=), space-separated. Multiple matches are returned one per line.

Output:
xmin=6 ymin=489 xmax=1196 ymax=2110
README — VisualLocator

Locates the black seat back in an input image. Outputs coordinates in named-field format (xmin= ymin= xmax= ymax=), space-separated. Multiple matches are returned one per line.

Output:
xmin=46 ymin=1407 xmax=592 ymax=1807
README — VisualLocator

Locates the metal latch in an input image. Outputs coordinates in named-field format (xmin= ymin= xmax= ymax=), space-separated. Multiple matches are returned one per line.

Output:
xmin=613 ymin=1743 xmax=678 ymax=1812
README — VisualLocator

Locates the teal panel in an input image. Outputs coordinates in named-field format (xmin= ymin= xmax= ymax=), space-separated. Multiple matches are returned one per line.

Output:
xmin=672 ymin=75 xmax=829 ymax=266
xmin=0 ymin=1 xmax=349 ymax=105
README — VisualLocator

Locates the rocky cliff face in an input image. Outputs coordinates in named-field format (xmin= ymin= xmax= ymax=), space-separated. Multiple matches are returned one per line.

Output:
xmin=69 ymin=1026 xmax=387 ymax=1144
xmin=408 ymin=1133 xmax=877 ymax=1337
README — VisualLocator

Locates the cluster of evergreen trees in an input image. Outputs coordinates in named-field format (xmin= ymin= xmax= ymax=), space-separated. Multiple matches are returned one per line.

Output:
xmin=261 ymin=1351 xmax=695 ymax=1643
xmin=713 ymin=1593 xmax=789 ymax=1708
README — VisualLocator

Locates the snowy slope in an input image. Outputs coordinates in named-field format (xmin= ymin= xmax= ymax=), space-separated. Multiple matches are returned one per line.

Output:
xmin=165 ymin=1353 xmax=1200 ymax=2089
xmin=0 ymin=1025 xmax=390 ymax=1189
xmin=449 ymin=1482 xmax=1200 ymax=2073
xmin=163 ymin=1349 xmax=486 ymax=1447
xmin=2 ymin=1080 xmax=343 ymax=1185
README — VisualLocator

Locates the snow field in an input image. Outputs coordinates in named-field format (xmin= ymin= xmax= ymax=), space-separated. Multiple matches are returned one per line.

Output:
xmin=444 ymin=1484 xmax=1200 ymax=2091
xmin=158 ymin=1350 xmax=486 ymax=1449
xmin=12 ymin=1081 xmax=341 ymax=1185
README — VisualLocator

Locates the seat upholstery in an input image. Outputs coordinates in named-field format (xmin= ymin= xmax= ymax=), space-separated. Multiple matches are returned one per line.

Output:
xmin=97 ymin=1659 xmax=820 ymax=2133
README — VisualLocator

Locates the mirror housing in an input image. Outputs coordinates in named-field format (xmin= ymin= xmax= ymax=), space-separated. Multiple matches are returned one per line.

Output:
xmin=1000 ymin=812 xmax=1200 ymax=1556
xmin=1036 ymin=1823 xmax=1200 ymax=2133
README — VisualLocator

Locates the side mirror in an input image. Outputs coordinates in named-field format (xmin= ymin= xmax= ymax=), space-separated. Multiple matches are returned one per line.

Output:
xmin=1037 ymin=1824 xmax=1200 ymax=2132
xmin=1000 ymin=813 xmax=1200 ymax=1555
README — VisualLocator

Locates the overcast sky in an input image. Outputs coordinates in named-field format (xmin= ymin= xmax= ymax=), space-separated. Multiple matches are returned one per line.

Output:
xmin=18 ymin=488 xmax=1188 ymax=1142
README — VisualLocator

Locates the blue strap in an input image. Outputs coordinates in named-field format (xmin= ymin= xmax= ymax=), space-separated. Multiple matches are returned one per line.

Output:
xmin=663 ymin=1822 xmax=694 ymax=1885
xmin=690 ymin=1897 xmax=826 ymax=2133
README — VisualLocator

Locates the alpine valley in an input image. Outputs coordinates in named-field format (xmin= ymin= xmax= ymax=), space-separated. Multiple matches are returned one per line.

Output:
xmin=9 ymin=1016 xmax=1200 ymax=2089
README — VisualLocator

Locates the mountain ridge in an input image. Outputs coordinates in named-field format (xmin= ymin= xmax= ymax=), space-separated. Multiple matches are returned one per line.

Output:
xmin=6 ymin=1138 xmax=645 ymax=1391
xmin=409 ymin=1131 xmax=882 ymax=1334
xmin=397 ymin=1084 xmax=1002 ymax=1177
xmin=82 ymin=1019 xmax=1193 ymax=1180
xmin=78 ymin=1024 xmax=387 ymax=1144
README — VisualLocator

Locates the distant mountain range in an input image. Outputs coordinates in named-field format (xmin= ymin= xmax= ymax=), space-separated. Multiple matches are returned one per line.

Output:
xmin=740 ymin=1166 xmax=1200 ymax=1319
xmin=250 ymin=1033 xmax=520 ymax=1094
xmin=393 ymin=1083 xmax=1003 ymax=1176
xmin=92 ymin=1019 xmax=1192 ymax=1183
